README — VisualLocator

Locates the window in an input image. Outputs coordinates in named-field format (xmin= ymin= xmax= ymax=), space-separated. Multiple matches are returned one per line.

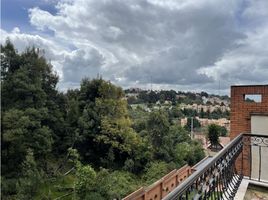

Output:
xmin=244 ymin=94 xmax=262 ymax=103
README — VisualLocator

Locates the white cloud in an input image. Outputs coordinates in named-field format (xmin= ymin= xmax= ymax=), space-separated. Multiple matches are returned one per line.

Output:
xmin=1 ymin=0 xmax=268 ymax=93
xmin=199 ymin=26 xmax=268 ymax=85
xmin=0 ymin=28 xmax=104 ymax=87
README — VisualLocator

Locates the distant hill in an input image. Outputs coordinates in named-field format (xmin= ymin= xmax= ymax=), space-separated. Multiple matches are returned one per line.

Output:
xmin=124 ymin=88 xmax=230 ymax=105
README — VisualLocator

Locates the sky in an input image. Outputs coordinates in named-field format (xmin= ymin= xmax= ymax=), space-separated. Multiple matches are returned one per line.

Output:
xmin=1 ymin=0 xmax=268 ymax=94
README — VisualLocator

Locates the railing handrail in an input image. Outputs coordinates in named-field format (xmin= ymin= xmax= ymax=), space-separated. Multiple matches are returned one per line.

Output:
xmin=163 ymin=133 xmax=268 ymax=200
xmin=243 ymin=133 xmax=268 ymax=138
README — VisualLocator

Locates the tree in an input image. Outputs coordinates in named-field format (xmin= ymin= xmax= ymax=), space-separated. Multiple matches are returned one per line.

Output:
xmin=219 ymin=126 xmax=228 ymax=136
xmin=174 ymin=142 xmax=191 ymax=166
xmin=168 ymin=125 xmax=191 ymax=144
xmin=173 ymin=139 xmax=205 ymax=166
xmin=200 ymin=91 xmax=208 ymax=98
xmin=74 ymin=164 xmax=97 ymax=200
xmin=142 ymin=161 xmax=171 ymax=185
xmin=61 ymin=96 xmax=80 ymax=152
xmin=207 ymin=124 xmax=220 ymax=148
xmin=1 ymin=41 xmax=62 ymax=198
xmin=206 ymin=101 xmax=212 ymax=105
xmin=127 ymin=96 xmax=137 ymax=104
xmin=1 ymin=44 xmax=58 ymax=112
xmin=16 ymin=149 xmax=42 ymax=200
xmin=95 ymin=170 xmax=139 ymax=199
xmin=200 ymin=107 xmax=205 ymax=118
xmin=76 ymin=78 xmax=141 ymax=168
xmin=2 ymin=108 xmax=52 ymax=176
xmin=146 ymin=111 xmax=172 ymax=160
xmin=1 ymin=39 xmax=21 ymax=81
xmin=74 ymin=165 xmax=139 ymax=200
xmin=183 ymin=140 xmax=205 ymax=165
xmin=168 ymin=106 xmax=183 ymax=120
xmin=0 ymin=41 xmax=208 ymax=200
xmin=148 ymin=91 xmax=158 ymax=103
xmin=147 ymin=111 xmax=169 ymax=147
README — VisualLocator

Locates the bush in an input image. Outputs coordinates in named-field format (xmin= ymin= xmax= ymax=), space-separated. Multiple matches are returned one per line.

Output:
xmin=142 ymin=161 xmax=171 ymax=184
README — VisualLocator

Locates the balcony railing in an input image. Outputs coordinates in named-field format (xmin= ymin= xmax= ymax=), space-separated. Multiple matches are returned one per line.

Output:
xmin=163 ymin=133 xmax=268 ymax=200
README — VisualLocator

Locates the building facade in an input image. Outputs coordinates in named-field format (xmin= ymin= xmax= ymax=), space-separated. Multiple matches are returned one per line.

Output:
xmin=230 ymin=85 xmax=268 ymax=180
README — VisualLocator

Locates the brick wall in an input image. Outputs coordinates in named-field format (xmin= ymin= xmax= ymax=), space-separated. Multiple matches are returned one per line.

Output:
xmin=230 ymin=85 xmax=268 ymax=138
xmin=122 ymin=165 xmax=191 ymax=200
xmin=230 ymin=85 xmax=268 ymax=176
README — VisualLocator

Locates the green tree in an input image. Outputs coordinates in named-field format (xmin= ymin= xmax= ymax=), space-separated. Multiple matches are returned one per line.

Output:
xmin=127 ymin=96 xmax=138 ymax=104
xmin=74 ymin=165 xmax=139 ymax=200
xmin=1 ymin=39 xmax=21 ymax=81
xmin=146 ymin=111 xmax=171 ymax=160
xmin=0 ymin=41 xmax=208 ymax=200
xmin=74 ymin=164 xmax=97 ymax=200
xmin=1 ymin=41 xmax=62 ymax=198
xmin=174 ymin=142 xmax=191 ymax=165
xmin=168 ymin=125 xmax=191 ymax=145
xmin=207 ymin=124 xmax=220 ymax=148
xmin=2 ymin=108 xmax=52 ymax=176
xmin=2 ymin=42 xmax=68 ymax=155
xmin=174 ymin=140 xmax=205 ymax=166
xmin=200 ymin=107 xmax=205 ymax=118
xmin=16 ymin=149 xmax=42 ymax=200
xmin=201 ymin=91 xmax=208 ymax=98
xmin=147 ymin=111 xmax=169 ymax=147
xmin=76 ymin=78 xmax=141 ymax=168
xmin=168 ymin=106 xmax=183 ymax=120
xmin=1 ymin=44 xmax=58 ymax=112
xmin=219 ymin=126 xmax=228 ymax=136
xmin=95 ymin=170 xmax=139 ymax=199
xmin=142 ymin=161 xmax=171 ymax=185
xmin=64 ymin=98 xmax=80 ymax=149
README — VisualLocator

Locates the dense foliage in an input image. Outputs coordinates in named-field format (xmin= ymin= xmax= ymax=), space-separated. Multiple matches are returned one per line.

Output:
xmin=207 ymin=124 xmax=221 ymax=149
xmin=1 ymin=41 xmax=205 ymax=200
xmin=125 ymin=88 xmax=230 ymax=120
xmin=125 ymin=89 xmax=230 ymax=105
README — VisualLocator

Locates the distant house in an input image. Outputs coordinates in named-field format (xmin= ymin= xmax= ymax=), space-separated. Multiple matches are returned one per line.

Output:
xmin=180 ymin=117 xmax=230 ymax=131
xmin=193 ymin=134 xmax=230 ymax=151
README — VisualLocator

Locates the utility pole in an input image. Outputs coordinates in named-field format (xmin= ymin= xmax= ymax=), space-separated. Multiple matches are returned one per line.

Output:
xmin=191 ymin=117 xmax=194 ymax=139
xmin=218 ymin=80 xmax=221 ymax=96
xmin=150 ymin=75 xmax=152 ymax=91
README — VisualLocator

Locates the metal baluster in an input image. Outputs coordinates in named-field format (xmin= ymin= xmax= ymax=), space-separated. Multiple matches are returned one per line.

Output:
xmin=259 ymin=145 xmax=262 ymax=182
xmin=249 ymin=142 xmax=252 ymax=180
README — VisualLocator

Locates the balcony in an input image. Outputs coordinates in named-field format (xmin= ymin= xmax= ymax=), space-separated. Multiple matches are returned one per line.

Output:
xmin=162 ymin=133 xmax=268 ymax=200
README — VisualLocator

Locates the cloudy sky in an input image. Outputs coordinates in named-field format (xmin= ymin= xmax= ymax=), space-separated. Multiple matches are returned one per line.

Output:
xmin=1 ymin=0 xmax=268 ymax=94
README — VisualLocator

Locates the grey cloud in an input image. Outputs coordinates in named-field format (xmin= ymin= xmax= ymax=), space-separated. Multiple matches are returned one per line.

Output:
xmin=62 ymin=47 xmax=104 ymax=83
xmin=0 ymin=28 xmax=65 ymax=75
xmin=2 ymin=0 xmax=268 ymax=92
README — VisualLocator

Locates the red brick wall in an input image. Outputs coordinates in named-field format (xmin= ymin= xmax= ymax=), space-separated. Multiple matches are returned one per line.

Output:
xmin=230 ymin=85 xmax=268 ymax=139
xmin=123 ymin=165 xmax=191 ymax=200
xmin=230 ymin=85 xmax=268 ymax=176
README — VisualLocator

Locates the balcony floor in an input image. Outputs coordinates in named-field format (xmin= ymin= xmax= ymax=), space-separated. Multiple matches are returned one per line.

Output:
xmin=235 ymin=179 xmax=268 ymax=200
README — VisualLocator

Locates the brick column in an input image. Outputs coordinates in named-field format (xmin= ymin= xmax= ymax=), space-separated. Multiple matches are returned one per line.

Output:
xmin=230 ymin=85 xmax=268 ymax=176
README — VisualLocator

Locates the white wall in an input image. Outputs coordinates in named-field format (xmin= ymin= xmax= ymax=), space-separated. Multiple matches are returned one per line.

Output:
xmin=251 ymin=115 xmax=268 ymax=181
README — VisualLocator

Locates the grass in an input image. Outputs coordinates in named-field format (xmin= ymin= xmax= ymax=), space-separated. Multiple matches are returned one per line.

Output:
xmin=34 ymin=173 xmax=76 ymax=200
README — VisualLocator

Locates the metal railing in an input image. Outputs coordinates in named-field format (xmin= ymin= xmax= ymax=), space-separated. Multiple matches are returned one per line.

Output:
xmin=163 ymin=133 xmax=268 ymax=200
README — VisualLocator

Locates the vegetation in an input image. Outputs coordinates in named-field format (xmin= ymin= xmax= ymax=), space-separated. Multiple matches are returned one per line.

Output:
xmin=207 ymin=124 xmax=221 ymax=148
xmin=125 ymin=89 xmax=230 ymax=106
xmin=125 ymin=87 xmax=230 ymax=120
xmin=1 ymin=41 xmax=205 ymax=199
xmin=184 ymin=117 xmax=201 ymax=132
